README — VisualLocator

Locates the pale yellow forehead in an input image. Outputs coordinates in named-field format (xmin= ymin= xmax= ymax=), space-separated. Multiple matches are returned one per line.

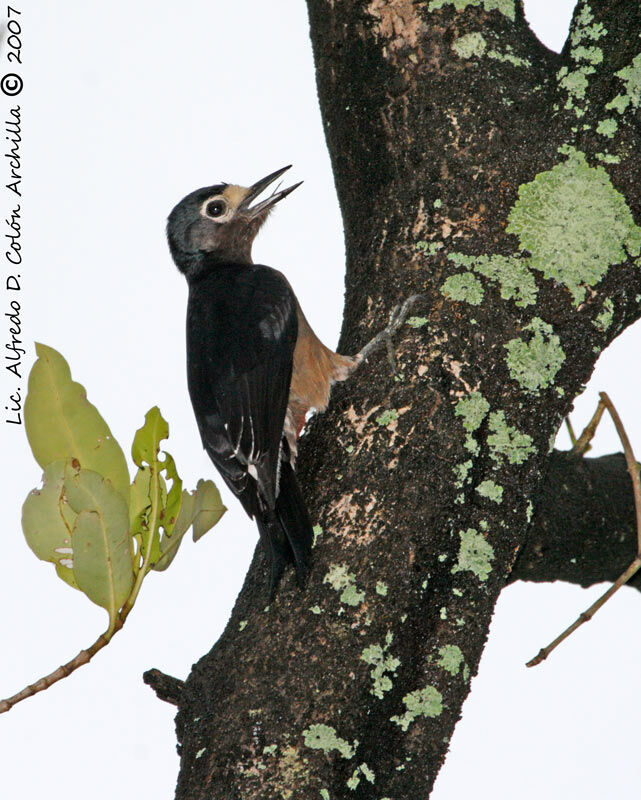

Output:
xmin=222 ymin=184 xmax=250 ymax=208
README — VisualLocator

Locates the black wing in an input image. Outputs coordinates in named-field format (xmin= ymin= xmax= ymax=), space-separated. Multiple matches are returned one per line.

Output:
xmin=186 ymin=265 xmax=298 ymax=516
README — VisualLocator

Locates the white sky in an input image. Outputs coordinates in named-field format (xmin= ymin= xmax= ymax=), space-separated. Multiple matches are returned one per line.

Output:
xmin=1 ymin=2 xmax=640 ymax=798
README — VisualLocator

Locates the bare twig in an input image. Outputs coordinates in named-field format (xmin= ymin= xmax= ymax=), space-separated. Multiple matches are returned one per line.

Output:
xmin=527 ymin=392 xmax=641 ymax=667
xmin=565 ymin=417 xmax=578 ymax=448
xmin=0 ymin=599 xmax=141 ymax=713
xmin=571 ymin=398 xmax=606 ymax=456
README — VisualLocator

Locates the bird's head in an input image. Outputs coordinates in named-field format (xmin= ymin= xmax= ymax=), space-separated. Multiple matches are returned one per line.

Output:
xmin=167 ymin=165 xmax=301 ymax=275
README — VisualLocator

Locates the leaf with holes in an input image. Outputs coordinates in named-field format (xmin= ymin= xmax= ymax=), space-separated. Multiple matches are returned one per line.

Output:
xmin=63 ymin=465 xmax=134 ymax=625
xmin=24 ymin=344 xmax=130 ymax=503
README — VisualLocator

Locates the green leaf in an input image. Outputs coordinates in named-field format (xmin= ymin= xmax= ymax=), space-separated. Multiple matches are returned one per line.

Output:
xmin=153 ymin=490 xmax=195 ymax=572
xmin=24 ymin=344 xmax=130 ymax=503
xmin=159 ymin=451 xmax=182 ymax=537
xmin=153 ymin=482 xmax=225 ymax=572
xmin=192 ymin=479 xmax=226 ymax=542
xmin=22 ymin=459 xmax=78 ymax=585
xmin=132 ymin=407 xmax=168 ymax=468
xmin=63 ymin=465 xmax=134 ymax=624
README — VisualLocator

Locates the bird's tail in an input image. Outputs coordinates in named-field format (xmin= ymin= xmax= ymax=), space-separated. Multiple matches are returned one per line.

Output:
xmin=256 ymin=461 xmax=313 ymax=598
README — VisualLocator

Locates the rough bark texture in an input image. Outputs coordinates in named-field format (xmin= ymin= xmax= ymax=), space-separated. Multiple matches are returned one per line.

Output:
xmin=172 ymin=2 xmax=641 ymax=798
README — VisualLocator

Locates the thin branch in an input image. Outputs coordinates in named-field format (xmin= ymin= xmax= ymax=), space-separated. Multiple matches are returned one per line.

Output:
xmin=571 ymin=398 xmax=606 ymax=456
xmin=527 ymin=392 xmax=641 ymax=667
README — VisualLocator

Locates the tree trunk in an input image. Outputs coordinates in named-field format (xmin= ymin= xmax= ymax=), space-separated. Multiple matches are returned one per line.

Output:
xmin=167 ymin=2 xmax=641 ymax=797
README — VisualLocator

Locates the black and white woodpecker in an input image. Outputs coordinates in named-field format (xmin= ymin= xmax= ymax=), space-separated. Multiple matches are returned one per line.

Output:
xmin=167 ymin=166 xmax=419 ymax=596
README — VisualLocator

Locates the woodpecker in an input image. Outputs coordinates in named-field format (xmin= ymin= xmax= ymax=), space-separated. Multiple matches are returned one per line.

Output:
xmin=167 ymin=166 xmax=419 ymax=596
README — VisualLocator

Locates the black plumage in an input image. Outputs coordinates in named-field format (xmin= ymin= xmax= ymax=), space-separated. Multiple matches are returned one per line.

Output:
xmin=167 ymin=168 xmax=314 ymax=594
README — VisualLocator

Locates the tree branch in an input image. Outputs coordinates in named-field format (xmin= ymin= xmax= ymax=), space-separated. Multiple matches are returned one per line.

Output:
xmin=513 ymin=449 xmax=641 ymax=591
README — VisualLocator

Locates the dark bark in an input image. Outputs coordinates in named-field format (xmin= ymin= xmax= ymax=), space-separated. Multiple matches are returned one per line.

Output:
xmin=513 ymin=451 xmax=640 ymax=591
xmin=171 ymin=2 xmax=641 ymax=798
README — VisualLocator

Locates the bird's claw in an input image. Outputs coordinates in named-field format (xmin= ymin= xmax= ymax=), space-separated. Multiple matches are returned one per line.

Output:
xmin=356 ymin=294 xmax=425 ymax=373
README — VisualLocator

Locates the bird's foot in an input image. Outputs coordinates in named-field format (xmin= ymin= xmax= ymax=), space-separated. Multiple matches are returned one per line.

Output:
xmin=356 ymin=294 xmax=424 ymax=374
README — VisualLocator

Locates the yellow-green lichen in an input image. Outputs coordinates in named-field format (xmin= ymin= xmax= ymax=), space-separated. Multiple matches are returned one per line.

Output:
xmin=447 ymin=252 xmax=537 ymax=307
xmin=313 ymin=524 xmax=323 ymax=546
xmin=416 ymin=240 xmax=443 ymax=255
xmin=347 ymin=763 xmax=376 ymax=790
xmin=406 ymin=316 xmax=428 ymax=328
xmin=361 ymin=636 xmax=400 ymax=699
xmin=320 ymin=791 xmax=330 ymax=800
xmin=487 ymin=410 xmax=535 ymax=464
xmin=391 ymin=686 xmax=444 ymax=731
xmin=504 ymin=317 xmax=565 ymax=393
xmin=239 ymin=620 xmax=248 ymax=631
xmin=302 ymin=724 xmax=357 ymax=759
xmin=451 ymin=528 xmax=495 ymax=581
xmin=452 ymin=32 xmax=486 ymax=59
xmin=556 ymin=5 xmax=606 ymax=117
xmin=606 ymin=53 xmax=641 ymax=114
xmin=376 ymin=581 xmax=388 ymax=596
xmin=309 ymin=605 xmax=322 ymax=614
xmin=596 ymin=118 xmax=618 ymax=138
xmin=428 ymin=0 xmax=515 ymax=20
xmin=263 ymin=744 xmax=278 ymax=756
xmin=593 ymin=297 xmax=615 ymax=331
xmin=487 ymin=46 xmax=530 ymax=68
xmin=596 ymin=152 xmax=620 ymax=164
xmin=441 ymin=272 xmax=484 ymax=305
xmin=376 ymin=409 xmax=399 ymax=426
xmin=507 ymin=148 xmax=641 ymax=304
xmin=437 ymin=644 xmax=465 ymax=675
xmin=455 ymin=392 xmax=490 ymax=432
xmin=323 ymin=564 xmax=365 ymax=606
xmin=453 ymin=459 xmax=473 ymax=488
xmin=475 ymin=479 xmax=503 ymax=503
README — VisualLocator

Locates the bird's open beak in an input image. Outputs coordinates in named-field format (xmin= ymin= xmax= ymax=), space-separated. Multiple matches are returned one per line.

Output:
xmin=240 ymin=165 xmax=303 ymax=219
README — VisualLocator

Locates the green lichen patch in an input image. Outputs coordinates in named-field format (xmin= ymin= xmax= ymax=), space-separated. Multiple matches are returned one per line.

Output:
xmin=454 ymin=252 xmax=538 ymax=307
xmin=320 ymin=791 xmax=330 ymax=800
xmin=416 ymin=240 xmax=443 ymax=255
xmin=447 ymin=252 xmax=536 ymax=307
xmin=309 ymin=605 xmax=322 ymax=615
xmin=406 ymin=316 xmax=428 ymax=328
xmin=606 ymin=53 xmax=641 ymax=114
xmin=375 ymin=581 xmax=388 ymax=596
xmin=441 ymin=272 xmax=484 ymax=305
xmin=487 ymin=411 xmax=535 ymax=464
xmin=451 ymin=528 xmax=495 ymax=581
xmin=376 ymin=409 xmax=399 ymax=427
xmin=596 ymin=152 xmax=621 ymax=164
xmin=475 ymin=479 xmax=503 ymax=503
xmin=428 ymin=0 xmax=515 ymax=20
xmin=323 ymin=563 xmax=365 ymax=607
xmin=487 ymin=46 xmax=530 ymax=68
xmin=507 ymin=148 xmax=641 ymax=304
xmin=347 ymin=763 xmax=376 ymax=790
xmin=556 ymin=5 xmax=606 ymax=117
xmin=452 ymin=32 xmax=486 ymax=59
xmin=596 ymin=118 xmax=618 ymax=138
xmin=361 ymin=637 xmax=401 ymax=699
xmin=263 ymin=744 xmax=278 ymax=756
xmin=312 ymin=524 xmax=323 ymax=547
xmin=238 ymin=620 xmax=248 ymax=631
xmin=593 ymin=297 xmax=615 ymax=331
xmin=303 ymin=724 xmax=357 ymax=759
xmin=437 ymin=644 xmax=466 ymax=676
xmin=504 ymin=317 xmax=565 ymax=393
xmin=455 ymin=392 xmax=490 ymax=432
xmin=453 ymin=459 xmax=473 ymax=488
xmin=391 ymin=686 xmax=444 ymax=731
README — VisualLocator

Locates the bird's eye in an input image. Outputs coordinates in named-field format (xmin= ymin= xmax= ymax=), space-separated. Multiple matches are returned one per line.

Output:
xmin=206 ymin=199 xmax=227 ymax=218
